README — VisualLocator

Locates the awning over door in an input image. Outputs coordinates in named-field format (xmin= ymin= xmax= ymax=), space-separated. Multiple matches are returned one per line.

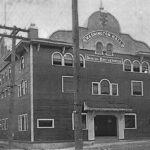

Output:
xmin=84 ymin=101 xmax=133 ymax=112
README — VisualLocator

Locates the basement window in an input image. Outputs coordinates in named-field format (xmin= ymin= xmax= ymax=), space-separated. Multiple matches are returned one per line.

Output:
xmin=37 ymin=119 xmax=54 ymax=128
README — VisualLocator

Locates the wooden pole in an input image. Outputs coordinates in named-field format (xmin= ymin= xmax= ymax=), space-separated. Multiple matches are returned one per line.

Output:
xmin=72 ymin=0 xmax=83 ymax=150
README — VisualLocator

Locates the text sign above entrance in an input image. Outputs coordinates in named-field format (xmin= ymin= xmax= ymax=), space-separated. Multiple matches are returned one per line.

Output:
xmin=85 ymin=54 xmax=123 ymax=64
xmin=82 ymin=30 xmax=125 ymax=48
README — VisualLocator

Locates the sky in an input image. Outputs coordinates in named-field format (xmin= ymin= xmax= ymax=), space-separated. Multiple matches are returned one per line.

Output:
xmin=1 ymin=0 xmax=150 ymax=46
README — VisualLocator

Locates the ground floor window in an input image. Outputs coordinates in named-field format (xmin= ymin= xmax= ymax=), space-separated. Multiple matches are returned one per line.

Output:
xmin=1 ymin=118 xmax=8 ymax=130
xmin=37 ymin=119 xmax=54 ymax=128
xmin=72 ymin=112 xmax=87 ymax=130
xmin=18 ymin=114 xmax=28 ymax=131
xmin=124 ymin=113 xmax=137 ymax=129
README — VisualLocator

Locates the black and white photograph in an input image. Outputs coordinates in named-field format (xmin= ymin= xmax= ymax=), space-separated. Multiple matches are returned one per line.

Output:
xmin=0 ymin=0 xmax=150 ymax=149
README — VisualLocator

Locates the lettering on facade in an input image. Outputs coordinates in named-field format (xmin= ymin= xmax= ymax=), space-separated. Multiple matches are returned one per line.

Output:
xmin=82 ymin=30 xmax=125 ymax=48
xmin=85 ymin=54 xmax=123 ymax=64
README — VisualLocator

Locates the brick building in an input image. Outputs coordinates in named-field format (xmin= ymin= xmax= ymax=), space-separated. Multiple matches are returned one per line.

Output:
xmin=0 ymin=7 xmax=150 ymax=147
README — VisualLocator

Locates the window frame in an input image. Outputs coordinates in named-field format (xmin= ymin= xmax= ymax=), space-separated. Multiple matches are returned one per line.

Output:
xmin=64 ymin=53 xmax=74 ymax=67
xmin=80 ymin=54 xmax=85 ymax=68
xmin=92 ymin=82 xmax=100 ymax=95
xmin=133 ymin=60 xmax=141 ymax=73
xmin=1 ymin=118 xmax=8 ymax=130
xmin=18 ymin=114 xmax=28 ymax=131
xmin=37 ymin=119 xmax=54 ymax=128
xmin=124 ymin=113 xmax=137 ymax=129
xmin=100 ymin=79 xmax=111 ymax=95
xmin=106 ymin=42 xmax=113 ymax=56
xmin=95 ymin=41 xmax=103 ymax=55
xmin=123 ymin=59 xmax=132 ymax=72
xmin=52 ymin=52 xmax=63 ymax=66
xmin=111 ymin=83 xmax=119 ymax=96
xmin=62 ymin=76 xmax=74 ymax=93
xmin=142 ymin=61 xmax=149 ymax=73
xmin=131 ymin=80 xmax=143 ymax=96
xmin=72 ymin=112 xmax=87 ymax=130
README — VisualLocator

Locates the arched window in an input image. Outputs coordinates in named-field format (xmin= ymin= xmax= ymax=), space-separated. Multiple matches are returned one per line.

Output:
xmin=133 ymin=60 xmax=140 ymax=72
xmin=100 ymin=79 xmax=110 ymax=95
xmin=64 ymin=53 xmax=73 ymax=66
xmin=124 ymin=59 xmax=132 ymax=71
xmin=106 ymin=43 xmax=113 ymax=56
xmin=21 ymin=56 xmax=25 ymax=70
xmin=96 ymin=42 xmax=103 ymax=54
xmin=80 ymin=54 xmax=85 ymax=68
xmin=52 ymin=52 xmax=62 ymax=66
xmin=142 ymin=62 xmax=149 ymax=73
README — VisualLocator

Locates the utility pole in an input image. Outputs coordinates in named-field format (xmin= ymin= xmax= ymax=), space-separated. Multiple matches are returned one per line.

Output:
xmin=0 ymin=25 xmax=29 ymax=149
xmin=72 ymin=0 xmax=83 ymax=150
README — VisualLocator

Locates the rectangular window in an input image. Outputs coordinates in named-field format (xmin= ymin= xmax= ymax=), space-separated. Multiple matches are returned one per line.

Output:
xmin=62 ymin=76 xmax=74 ymax=93
xmin=72 ymin=112 xmax=87 ymax=130
xmin=92 ymin=82 xmax=99 ymax=95
xmin=124 ymin=114 xmax=137 ymax=129
xmin=18 ymin=114 xmax=28 ymax=131
xmin=1 ymin=118 xmax=8 ymax=130
xmin=37 ymin=119 xmax=54 ymax=128
xmin=111 ymin=83 xmax=118 ymax=96
xmin=131 ymin=81 xmax=143 ymax=96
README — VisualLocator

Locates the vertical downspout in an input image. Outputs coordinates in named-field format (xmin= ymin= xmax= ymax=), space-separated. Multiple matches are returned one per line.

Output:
xmin=30 ymin=43 xmax=34 ymax=142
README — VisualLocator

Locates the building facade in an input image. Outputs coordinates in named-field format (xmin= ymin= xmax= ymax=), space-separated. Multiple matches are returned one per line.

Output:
xmin=0 ymin=8 xmax=150 ymax=144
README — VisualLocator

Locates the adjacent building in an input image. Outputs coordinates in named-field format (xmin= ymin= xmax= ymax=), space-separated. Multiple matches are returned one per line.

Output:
xmin=0 ymin=7 xmax=150 ymax=147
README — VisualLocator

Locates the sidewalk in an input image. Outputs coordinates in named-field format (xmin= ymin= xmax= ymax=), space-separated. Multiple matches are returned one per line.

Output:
xmin=60 ymin=138 xmax=150 ymax=150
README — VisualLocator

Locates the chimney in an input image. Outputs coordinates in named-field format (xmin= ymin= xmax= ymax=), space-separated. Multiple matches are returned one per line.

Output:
xmin=28 ymin=23 xmax=38 ymax=39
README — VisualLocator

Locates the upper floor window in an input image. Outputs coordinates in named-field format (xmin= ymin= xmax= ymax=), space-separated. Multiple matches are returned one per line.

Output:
xmin=142 ymin=61 xmax=149 ymax=73
xmin=80 ymin=54 xmax=85 ymax=68
xmin=62 ymin=76 xmax=74 ymax=93
xmin=106 ymin=43 xmax=113 ymax=56
xmin=52 ymin=52 xmax=62 ymax=66
xmin=131 ymin=81 xmax=143 ymax=96
xmin=1 ymin=118 xmax=8 ymax=130
xmin=64 ymin=53 xmax=73 ymax=66
xmin=18 ymin=80 xmax=28 ymax=97
xmin=92 ymin=82 xmax=99 ymax=95
xmin=8 ymin=67 xmax=11 ymax=79
xmin=21 ymin=56 xmax=25 ymax=70
xmin=111 ymin=83 xmax=118 ymax=96
xmin=100 ymin=79 xmax=110 ymax=95
xmin=124 ymin=59 xmax=132 ymax=72
xmin=96 ymin=42 xmax=103 ymax=54
xmin=124 ymin=114 xmax=137 ymax=129
xmin=18 ymin=114 xmax=28 ymax=131
xmin=133 ymin=60 xmax=140 ymax=72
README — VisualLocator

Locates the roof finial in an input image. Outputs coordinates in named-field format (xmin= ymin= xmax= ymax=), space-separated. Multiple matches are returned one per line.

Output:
xmin=99 ymin=0 xmax=104 ymax=11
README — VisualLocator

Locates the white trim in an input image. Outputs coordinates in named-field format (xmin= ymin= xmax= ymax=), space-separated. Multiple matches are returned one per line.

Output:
xmin=123 ymin=59 xmax=132 ymax=72
xmin=62 ymin=76 xmax=74 ymax=93
xmin=133 ymin=60 xmax=141 ymax=73
xmin=92 ymin=82 xmax=100 ymax=95
xmin=100 ymin=79 xmax=111 ymax=95
xmin=124 ymin=113 xmax=137 ymax=129
xmin=64 ymin=53 xmax=74 ymax=67
xmin=72 ymin=111 xmax=87 ymax=130
xmin=106 ymin=42 xmax=114 ymax=56
xmin=141 ymin=61 xmax=149 ymax=73
xmin=131 ymin=80 xmax=143 ymax=96
xmin=18 ymin=114 xmax=28 ymax=131
xmin=111 ymin=83 xmax=119 ymax=96
xmin=51 ymin=52 xmax=63 ymax=66
xmin=37 ymin=119 xmax=54 ymax=128
xmin=95 ymin=41 xmax=104 ymax=55
xmin=79 ymin=54 xmax=85 ymax=68
xmin=30 ymin=44 xmax=34 ymax=142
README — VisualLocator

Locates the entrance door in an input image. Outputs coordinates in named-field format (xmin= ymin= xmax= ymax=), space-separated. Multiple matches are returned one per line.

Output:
xmin=94 ymin=115 xmax=117 ymax=136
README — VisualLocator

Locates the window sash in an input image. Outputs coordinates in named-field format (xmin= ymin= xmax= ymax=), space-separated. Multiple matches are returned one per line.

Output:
xmin=37 ymin=119 xmax=54 ymax=128
xmin=125 ymin=114 xmax=136 ymax=129
xmin=132 ymin=81 xmax=143 ymax=96
xmin=18 ymin=114 xmax=28 ymax=131
xmin=62 ymin=76 xmax=74 ymax=93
